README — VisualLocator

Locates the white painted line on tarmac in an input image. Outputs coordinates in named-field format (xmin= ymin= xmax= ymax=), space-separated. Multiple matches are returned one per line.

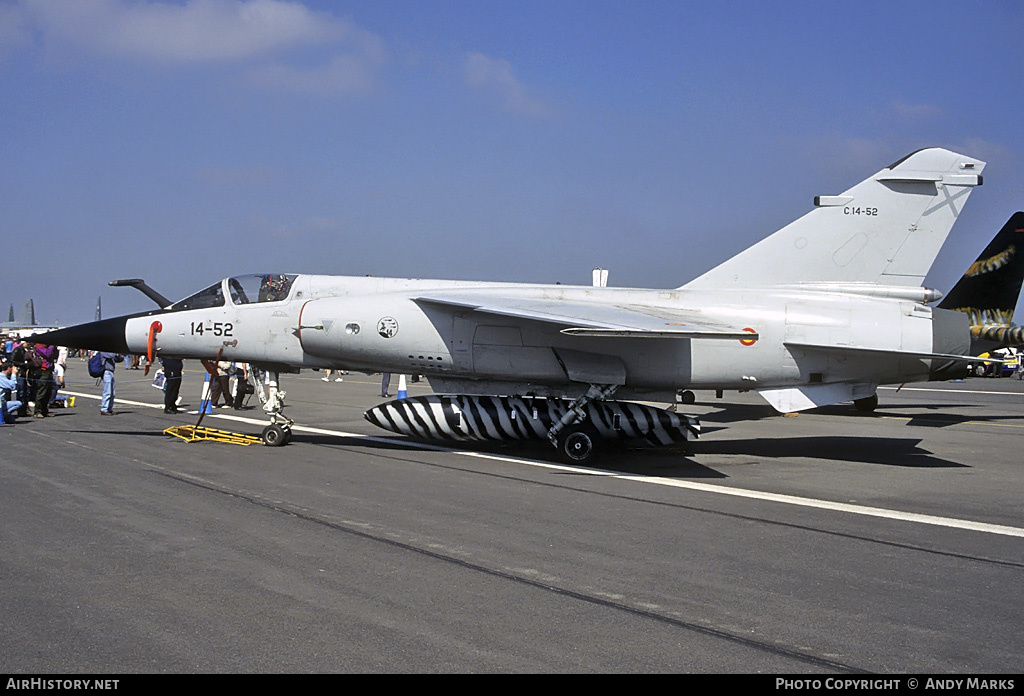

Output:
xmin=879 ymin=385 xmax=1024 ymax=397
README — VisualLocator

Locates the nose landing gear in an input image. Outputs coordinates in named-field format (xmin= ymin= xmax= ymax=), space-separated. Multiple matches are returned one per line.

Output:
xmin=261 ymin=422 xmax=292 ymax=447
xmin=252 ymin=368 xmax=294 ymax=446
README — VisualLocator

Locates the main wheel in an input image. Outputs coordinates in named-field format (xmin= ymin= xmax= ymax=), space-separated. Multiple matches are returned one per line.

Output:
xmin=262 ymin=423 xmax=289 ymax=447
xmin=556 ymin=424 xmax=602 ymax=464
xmin=853 ymin=394 xmax=878 ymax=412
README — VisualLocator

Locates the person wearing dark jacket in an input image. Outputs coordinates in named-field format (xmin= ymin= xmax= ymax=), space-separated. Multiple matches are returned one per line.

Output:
xmin=32 ymin=344 xmax=57 ymax=417
xmin=160 ymin=357 xmax=183 ymax=414
xmin=10 ymin=342 xmax=33 ymax=417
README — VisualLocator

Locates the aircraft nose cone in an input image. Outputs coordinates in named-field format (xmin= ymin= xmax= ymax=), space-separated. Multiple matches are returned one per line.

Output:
xmin=27 ymin=316 xmax=130 ymax=354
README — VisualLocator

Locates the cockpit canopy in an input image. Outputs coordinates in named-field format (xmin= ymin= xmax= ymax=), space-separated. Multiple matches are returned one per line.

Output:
xmin=171 ymin=274 xmax=297 ymax=310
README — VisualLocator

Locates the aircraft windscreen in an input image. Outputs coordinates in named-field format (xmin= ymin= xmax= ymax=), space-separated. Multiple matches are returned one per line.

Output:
xmin=171 ymin=281 xmax=225 ymax=310
xmin=229 ymin=274 xmax=296 ymax=305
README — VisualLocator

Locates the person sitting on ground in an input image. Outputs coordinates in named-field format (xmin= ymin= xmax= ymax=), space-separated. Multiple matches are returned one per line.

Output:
xmin=0 ymin=362 xmax=24 ymax=423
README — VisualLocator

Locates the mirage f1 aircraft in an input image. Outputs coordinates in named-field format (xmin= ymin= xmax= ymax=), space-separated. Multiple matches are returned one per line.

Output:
xmin=34 ymin=148 xmax=1000 ymax=462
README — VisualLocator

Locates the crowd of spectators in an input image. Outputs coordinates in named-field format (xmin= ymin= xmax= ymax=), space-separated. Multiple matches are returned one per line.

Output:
xmin=1 ymin=335 xmax=69 ymax=421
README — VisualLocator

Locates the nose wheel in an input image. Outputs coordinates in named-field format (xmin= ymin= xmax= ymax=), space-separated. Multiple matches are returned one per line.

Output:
xmin=261 ymin=423 xmax=292 ymax=447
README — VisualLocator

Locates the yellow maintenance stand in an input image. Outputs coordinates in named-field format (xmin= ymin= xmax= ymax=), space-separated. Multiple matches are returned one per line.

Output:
xmin=163 ymin=424 xmax=263 ymax=446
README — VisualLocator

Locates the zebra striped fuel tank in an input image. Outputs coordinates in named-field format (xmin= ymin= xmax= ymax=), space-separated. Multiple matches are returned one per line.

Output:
xmin=364 ymin=394 xmax=699 ymax=446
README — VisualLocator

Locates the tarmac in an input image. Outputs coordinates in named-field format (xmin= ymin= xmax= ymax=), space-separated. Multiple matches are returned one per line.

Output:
xmin=2 ymin=359 xmax=1022 ymax=672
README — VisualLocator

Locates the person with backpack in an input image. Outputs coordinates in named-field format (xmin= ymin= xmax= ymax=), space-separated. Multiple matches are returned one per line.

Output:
xmin=87 ymin=352 xmax=105 ymax=380
xmin=93 ymin=351 xmax=120 ymax=415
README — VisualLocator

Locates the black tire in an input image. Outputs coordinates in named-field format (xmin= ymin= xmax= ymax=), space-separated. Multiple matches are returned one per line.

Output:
xmin=680 ymin=390 xmax=696 ymax=405
xmin=853 ymin=394 xmax=878 ymax=412
xmin=556 ymin=424 xmax=601 ymax=464
xmin=262 ymin=423 xmax=289 ymax=447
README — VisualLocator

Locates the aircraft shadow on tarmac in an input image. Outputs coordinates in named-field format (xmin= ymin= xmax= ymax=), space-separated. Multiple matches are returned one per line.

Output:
xmin=688 ymin=403 xmax=780 ymax=424
xmin=813 ymin=401 xmax=1024 ymax=429
xmin=878 ymin=406 xmax=1024 ymax=429
xmin=694 ymin=435 xmax=964 ymax=468
xmin=700 ymin=401 xmax=1024 ymax=431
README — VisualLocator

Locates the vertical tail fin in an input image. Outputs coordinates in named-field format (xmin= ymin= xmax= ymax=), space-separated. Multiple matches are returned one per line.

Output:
xmin=682 ymin=148 xmax=985 ymax=289
xmin=21 ymin=299 xmax=35 ymax=326
xmin=939 ymin=212 xmax=1024 ymax=349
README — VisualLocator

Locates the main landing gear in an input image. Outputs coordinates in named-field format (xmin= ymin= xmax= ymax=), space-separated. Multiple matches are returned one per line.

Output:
xmin=555 ymin=423 xmax=601 ymax=464
xmin=546 ymin=384 xmax=618 ymax=464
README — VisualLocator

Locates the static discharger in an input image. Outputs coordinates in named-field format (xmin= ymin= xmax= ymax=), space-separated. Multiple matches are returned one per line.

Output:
xmin=163 ymin=424 xmax=263 ymax=446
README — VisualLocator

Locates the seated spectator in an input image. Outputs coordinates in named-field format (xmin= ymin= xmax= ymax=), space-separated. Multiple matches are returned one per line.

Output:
xmin=0 ymin=362 xmax=24 ymax=423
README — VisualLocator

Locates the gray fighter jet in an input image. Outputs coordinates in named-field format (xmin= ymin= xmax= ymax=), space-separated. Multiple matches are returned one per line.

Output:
xmin=34 ymin=148 xmax=1000 ymax=462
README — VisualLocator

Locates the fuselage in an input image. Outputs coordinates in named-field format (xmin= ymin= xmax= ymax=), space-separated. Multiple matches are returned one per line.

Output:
xmin=109 ymin=273 xmax=966 ymax=403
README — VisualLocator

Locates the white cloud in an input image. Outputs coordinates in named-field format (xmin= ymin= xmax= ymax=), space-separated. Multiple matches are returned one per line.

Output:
xmin=801 ymin=136 xmax=896 ymax=171
xmin=8 ymin=0 xmax=387 ymax=95
xmin=464 ymin=51 xmax=553 ymax=118
xmin=950 ymin=137 xmax=1012 ymax=166
xmin=24 ymin=0 xmax=348 ymax=62
xmin=249 ymin=41 xmax=385 ymax=95
xmin=892 ymin=101 xmax=943 ymax=122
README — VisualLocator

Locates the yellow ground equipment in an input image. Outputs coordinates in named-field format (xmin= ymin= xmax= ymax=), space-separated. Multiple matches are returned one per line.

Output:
xmin=163 ymin=424 xmax=263 ymax=446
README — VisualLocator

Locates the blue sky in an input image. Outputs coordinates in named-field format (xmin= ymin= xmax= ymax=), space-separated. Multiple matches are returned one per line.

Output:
xmin=2 ymin=0 xmax=1023 ymax=324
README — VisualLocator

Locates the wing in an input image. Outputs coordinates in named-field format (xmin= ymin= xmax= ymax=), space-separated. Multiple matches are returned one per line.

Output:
xmin=414 ymin=293 xmax=755 ymax=340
